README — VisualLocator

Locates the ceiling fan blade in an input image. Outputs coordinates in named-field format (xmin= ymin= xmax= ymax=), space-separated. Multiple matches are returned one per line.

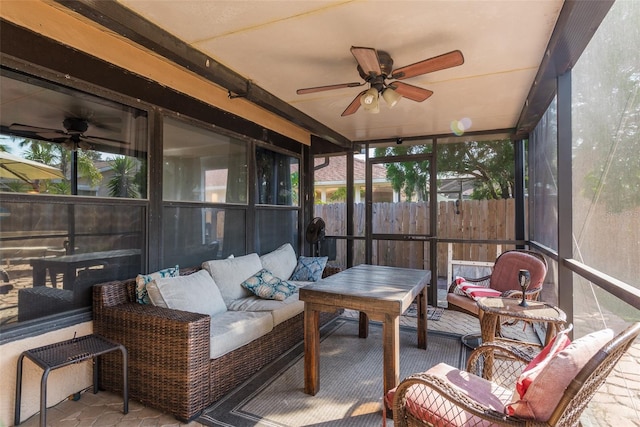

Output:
xmin=297 ymin=82 xmax=363 ymax=95
xmin=341 ymin=91 xmax=366 ymax=116
xmin=351 ymin=46 xmax=381 ymax=77
xmin=8 ymin=123 xmax=67 ymax=140
xmin=37 ymin=131 xmax=68 ymax=140
xmin=83 ymin=135 xmax=129 ymax=145
xmin=9 ymin=123 xmax=61 ymax=134
xmin=391 ymin=50 xmax=464 ymax=80
xmin=389 ymin=82 xmax=433 ymax=102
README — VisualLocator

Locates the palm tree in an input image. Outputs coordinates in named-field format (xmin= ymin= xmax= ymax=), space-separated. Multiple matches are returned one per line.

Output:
xmin=18 ymin=138 xmax=102 ymax=194
xmin=108 ymin=156 xmax=140 ymax=198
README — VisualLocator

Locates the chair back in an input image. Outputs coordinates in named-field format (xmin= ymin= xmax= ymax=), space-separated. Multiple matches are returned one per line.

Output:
xmin=489 ymin=250 xmax=547 ymax=293
xmin=549 ymin=322 xmax=640 ymax=426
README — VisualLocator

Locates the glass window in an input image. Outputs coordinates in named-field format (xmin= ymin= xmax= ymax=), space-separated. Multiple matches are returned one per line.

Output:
xmin=163 ymin=117 xmax=248 ymax=203
xmin=163 ymin=205 xmax=246 ymax=266
xmin=0 ymin=68 xmax=147 ymax=198
xmin=255 ymin=147 xmax=298 ymax=206
xmin=0 ymin=199 xmax=143 ymax=328
xmin=255 ymin=208 xmax=298 ymax=255
xmin=530 ymin=97 xmax=558 ymax=250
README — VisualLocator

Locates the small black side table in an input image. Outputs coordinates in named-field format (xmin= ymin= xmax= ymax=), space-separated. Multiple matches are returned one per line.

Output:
xmin=15 ymin=334 xmax=128 ymax=427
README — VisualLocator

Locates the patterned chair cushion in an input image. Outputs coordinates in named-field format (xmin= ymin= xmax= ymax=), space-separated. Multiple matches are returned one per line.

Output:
xmin=241 ymin=269 xmax=297 ymax=301
xmin=135 ymin=265 xmax=179 ymax=304
xmin=290 ymin=256 xmax=328 ymax=282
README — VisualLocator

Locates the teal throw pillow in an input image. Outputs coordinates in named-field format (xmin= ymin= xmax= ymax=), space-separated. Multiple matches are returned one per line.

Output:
xmin=136 ymin=265 xmax=179 ymax=304
xmin=290 ymin=256 xmax=328 ymax=282
xmin=241 ymin=269 xmax=297 ymax=301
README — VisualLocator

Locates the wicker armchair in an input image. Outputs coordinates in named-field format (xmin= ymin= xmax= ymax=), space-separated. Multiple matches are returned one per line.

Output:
xmin=390 ymin=322 xmax=640 ymax=427
xmin=447 ymin=249 xmax=548 ymax=318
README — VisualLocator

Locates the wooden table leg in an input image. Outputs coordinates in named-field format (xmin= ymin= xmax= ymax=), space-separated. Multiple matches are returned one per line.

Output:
xmin=304 ymin=305 xmax=320 ymax=395
xmin=417 ymin=290 xmax=427 ymax=349
xmin=358 ymin=312 xmax=369 ymax=338
xmin=382 ymin=314 xmax=400 ymax=397
xmin=63 ymin=264 xmax=77 ymax=290
xmin=30 ymin=261 xmax=46 ymax=286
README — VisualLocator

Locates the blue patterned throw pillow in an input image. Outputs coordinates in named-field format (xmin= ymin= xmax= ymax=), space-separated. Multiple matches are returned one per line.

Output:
xmin=136 ymin=265 xmax=179 ymax=304
xmin=241 ymin=269 xmax=297 ymax=301
xmin=290 ymin=256 xmax=328 ymax=282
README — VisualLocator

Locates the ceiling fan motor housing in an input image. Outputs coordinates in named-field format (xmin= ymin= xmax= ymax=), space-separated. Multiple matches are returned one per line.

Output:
xmin=63 ymin=117 xmax=89 ymax=134
xmin=357 ymin=50 xmax=394 ymax=80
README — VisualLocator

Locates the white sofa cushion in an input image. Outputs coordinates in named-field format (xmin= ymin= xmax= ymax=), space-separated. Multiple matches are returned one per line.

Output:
xmin=228 ymin=294 xmax=304 ymax=327
xmin=146 ymin=270 xmax=227 ymax=317
xmin=202 ymin=253 xmax=263 ymax=305
xmin=259 ymin=243 xmax=298 ymax=280
xmin=209 ymin=310 xmax=273 ymax=359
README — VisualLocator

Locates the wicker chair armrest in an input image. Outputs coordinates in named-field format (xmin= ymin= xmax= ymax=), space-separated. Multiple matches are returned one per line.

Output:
xmin=95 ymin=302 xmax=211 ymax=370
xmin=392 ymin=372 xmax=524 ymax=427
xmin=95 ymin=303 xmax=211 ymax=420
xmin=96 ymin=302 xmax=210 ymax=342
xmin=463 ymin=275 xmax=492 ymax=284
xmin=95 ymin=303 xmax=211 ymax=366
xmin=466 ymin=340 xmax=537 ymax=390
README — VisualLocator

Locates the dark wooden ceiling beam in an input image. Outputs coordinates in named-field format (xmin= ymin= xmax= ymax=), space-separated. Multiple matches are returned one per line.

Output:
xmin=53 ymin=0 xmax=352 ymax=149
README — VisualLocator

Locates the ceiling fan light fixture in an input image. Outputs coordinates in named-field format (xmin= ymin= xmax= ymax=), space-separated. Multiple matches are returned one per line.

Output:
xmin=360 ymin=87 xmax=379 ymax=110
xmin=382 ymin=87 xmax=402 ymax=108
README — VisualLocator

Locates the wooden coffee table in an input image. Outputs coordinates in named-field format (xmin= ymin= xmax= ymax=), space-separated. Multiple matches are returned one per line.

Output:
xmin=299 ymin=264 xmax=431 ymax=397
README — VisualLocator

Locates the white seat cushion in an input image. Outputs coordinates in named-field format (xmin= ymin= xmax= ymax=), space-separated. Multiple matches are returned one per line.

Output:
xmin=209 ymin=310 xmax=273 ymax=359
xmin=228 ymin=294 xmax=304 ymax=326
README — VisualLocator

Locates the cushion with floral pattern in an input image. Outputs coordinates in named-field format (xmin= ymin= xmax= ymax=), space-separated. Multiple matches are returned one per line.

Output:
xmin=136 ymin=265 xmax=179 ymax=304
xmin=290 ymin=256 xmax=328 ymax=282
xmin=241 ymin=269 xmax=298 ymax=301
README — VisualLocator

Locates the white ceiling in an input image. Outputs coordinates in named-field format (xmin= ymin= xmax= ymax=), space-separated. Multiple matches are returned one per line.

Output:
xmin=118 ymin=0 xmax=564 ymax=143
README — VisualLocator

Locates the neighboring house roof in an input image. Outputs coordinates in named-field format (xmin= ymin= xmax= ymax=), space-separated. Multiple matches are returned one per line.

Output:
xmin=314 ymin=156 xmax=387 ymax=184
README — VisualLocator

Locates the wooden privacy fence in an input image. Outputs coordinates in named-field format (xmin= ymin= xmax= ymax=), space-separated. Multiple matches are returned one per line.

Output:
xmin=315 ymin=199 xmax=519 ymax=274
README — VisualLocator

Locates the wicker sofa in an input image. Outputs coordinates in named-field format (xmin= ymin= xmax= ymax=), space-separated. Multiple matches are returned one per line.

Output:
xmin=93 ymin=244 xmax=340 ymax=421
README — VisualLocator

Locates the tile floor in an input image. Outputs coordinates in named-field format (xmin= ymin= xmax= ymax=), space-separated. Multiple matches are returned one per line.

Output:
xmin=18 ymin=307 xmax=637 ymax=427
xmin=15 ymin=308 xmax=487 ymax=427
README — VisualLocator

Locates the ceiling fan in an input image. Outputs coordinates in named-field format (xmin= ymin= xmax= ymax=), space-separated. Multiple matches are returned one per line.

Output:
xmin=296 ymin=46 xmax=464 ymax=116
xmin=9 ymin=116 xmax=126 ymax=151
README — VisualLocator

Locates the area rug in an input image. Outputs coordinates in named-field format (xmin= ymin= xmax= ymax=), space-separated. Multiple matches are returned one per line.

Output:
xmin=405 ymin=304 xmax=444 ymax=321
xmin=199 ymin=318 xmax=468 ymax=427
